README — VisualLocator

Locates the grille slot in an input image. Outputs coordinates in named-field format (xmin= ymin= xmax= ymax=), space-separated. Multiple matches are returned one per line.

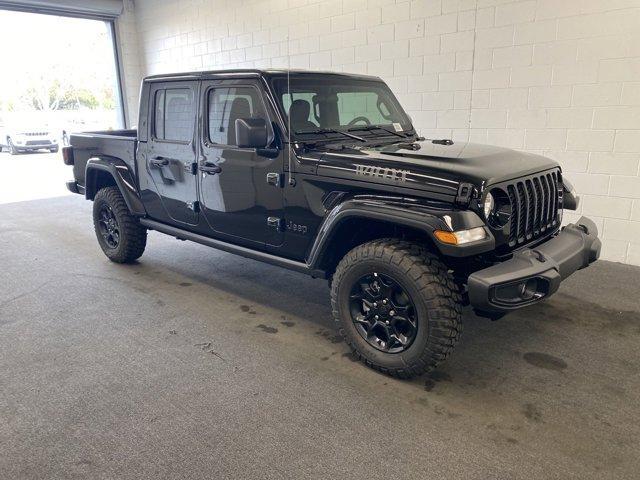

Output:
xmin=505 ymin=170 xmax=561 ymax=247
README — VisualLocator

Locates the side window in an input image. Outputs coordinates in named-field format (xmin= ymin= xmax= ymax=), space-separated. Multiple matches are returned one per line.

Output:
xmin=153 ymin=87 xmax=194 ymax=142
xmin=207 ymin=86 xmax=268 ymax=146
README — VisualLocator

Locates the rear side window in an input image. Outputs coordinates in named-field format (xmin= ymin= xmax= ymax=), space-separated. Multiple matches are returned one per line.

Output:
xmin=207 ymin=86 xmax=268 ymax=146
xmin=154 ymin=88 xmax=194 ymax=142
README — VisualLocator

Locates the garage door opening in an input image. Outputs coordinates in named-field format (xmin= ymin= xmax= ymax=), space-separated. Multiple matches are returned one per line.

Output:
xmin=0 ymin=8 xmax=124 ymax=204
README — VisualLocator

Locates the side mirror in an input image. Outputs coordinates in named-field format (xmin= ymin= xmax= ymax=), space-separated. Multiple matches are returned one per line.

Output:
xmin=235 ymin=118 xmax=268 ymax=149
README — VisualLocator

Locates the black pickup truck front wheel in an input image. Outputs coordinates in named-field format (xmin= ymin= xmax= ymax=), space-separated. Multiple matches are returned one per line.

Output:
xmin=93 ymin=186 xmax=147 ymax=263
xmin=331 ymin=239 xmax=463 ymax=379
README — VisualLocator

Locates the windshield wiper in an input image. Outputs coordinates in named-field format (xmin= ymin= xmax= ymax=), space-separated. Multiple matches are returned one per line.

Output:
xmin=347 ymin=125 xmax=412 ymax=139
xmin=295 ymin=128 xmax=366 ymax=143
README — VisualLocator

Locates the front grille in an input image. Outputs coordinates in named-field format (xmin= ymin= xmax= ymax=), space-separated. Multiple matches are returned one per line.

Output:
xmin=505 ymin=169 xmax=562 ymax=247
xmin=24 ymin=132 xmax=49 ymax=136
xmin=26 ymin=140 xmax=51 ymax=145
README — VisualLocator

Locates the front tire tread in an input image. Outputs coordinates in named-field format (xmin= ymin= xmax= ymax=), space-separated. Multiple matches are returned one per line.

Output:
xmin=331 ymin=238 xmax=462 ymax=379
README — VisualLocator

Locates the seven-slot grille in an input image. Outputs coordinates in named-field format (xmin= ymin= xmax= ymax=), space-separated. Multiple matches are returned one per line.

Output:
xmin=24 ymin=132 xmax=49 ymax=136
xmin=505 ymin=169 xmax=562 ymax=247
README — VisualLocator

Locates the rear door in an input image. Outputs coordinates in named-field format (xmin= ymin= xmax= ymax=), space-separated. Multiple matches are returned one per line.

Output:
xmin=198 ymin=79 xmax=285 ymax=248
xmin=144 ymin=81 xmax=199 ymax=226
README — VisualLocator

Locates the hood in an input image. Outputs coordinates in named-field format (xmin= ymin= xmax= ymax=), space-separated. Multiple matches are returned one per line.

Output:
xmin=315 ymin=140 xmax=559 ymax=199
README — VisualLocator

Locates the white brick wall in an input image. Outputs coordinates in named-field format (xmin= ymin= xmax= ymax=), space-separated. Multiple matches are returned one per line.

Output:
xmin=118 ymin=0 xmax=640 ymax=265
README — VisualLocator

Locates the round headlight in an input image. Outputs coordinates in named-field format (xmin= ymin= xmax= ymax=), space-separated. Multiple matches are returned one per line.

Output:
xmin=483 ymin=192 xmax=494 ymax=219
xmin=486 ymin=188 xmax=512 ymax=228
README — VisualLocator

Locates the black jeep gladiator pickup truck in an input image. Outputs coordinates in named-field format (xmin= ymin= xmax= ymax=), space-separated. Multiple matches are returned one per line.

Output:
xmin=63 ymin=69 xmax=600 ymax=378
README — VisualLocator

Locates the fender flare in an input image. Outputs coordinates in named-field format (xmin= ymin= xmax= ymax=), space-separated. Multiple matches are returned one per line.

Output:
xmin=85 ymin=156 xmax=146 ymax=216
xmin=306 ymin=196 xmax=494 ymax=269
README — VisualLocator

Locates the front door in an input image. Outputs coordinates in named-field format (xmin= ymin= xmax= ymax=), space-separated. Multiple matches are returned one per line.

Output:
xmin=198 ymin=80 xmax=284 ymax=248
xmin=145 ymin=81 xmax=199 ymax=226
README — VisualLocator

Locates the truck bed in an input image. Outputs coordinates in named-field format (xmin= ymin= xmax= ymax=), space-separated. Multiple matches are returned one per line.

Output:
xmin=77 ymin=129 xmax=137 ymax=138
xmin=69 ymin=129 xmax=138 ymax=188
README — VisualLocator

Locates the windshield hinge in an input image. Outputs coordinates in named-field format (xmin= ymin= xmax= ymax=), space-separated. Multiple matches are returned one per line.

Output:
xmin=266 ymin=172 xmax=284 ymax=188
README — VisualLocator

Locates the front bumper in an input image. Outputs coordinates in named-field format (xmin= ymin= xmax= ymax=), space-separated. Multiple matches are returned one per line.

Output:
xmin=468 ymin=216 xmax=601 ymax=314
xmin=15 ymin=143 xmax=57 ymax=151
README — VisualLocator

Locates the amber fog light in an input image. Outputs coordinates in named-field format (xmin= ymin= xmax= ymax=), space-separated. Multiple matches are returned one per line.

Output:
xmin=434 ymin=227 xmax=488 ymax=245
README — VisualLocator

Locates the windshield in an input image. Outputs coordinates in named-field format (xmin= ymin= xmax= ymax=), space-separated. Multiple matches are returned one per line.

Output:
xmin=271 ymin=75 xmax=414 ymax=141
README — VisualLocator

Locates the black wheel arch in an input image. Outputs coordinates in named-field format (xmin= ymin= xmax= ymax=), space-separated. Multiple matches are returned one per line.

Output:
xmin=307 ymin=196 xmax=493 ymax=274
xmin=85 ymin=156 xmax=146 ymax=216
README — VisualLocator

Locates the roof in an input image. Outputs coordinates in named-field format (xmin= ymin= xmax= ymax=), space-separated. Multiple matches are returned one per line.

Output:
xmin=143 ymin=68 xmax=381 ymax=82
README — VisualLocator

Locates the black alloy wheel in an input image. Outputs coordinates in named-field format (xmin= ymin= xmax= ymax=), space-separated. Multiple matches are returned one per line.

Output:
xmin=349 ymin=272 xmax=418 ymax=353
xmin=331 ymin=239 xmax=463 ymax=378
xmin=92 ymin=186 xmax=147 ymax=263
xmin=97 ymin=205 xmax=120 ymax=249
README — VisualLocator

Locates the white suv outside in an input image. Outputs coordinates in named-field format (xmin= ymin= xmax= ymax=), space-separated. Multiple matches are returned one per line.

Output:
xmin=0 ymin=126 xmax=59 ymax=154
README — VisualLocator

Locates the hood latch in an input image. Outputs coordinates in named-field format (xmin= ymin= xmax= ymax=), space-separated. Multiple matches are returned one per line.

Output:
xmin=455 ymin=182 xmax=474 ymax=206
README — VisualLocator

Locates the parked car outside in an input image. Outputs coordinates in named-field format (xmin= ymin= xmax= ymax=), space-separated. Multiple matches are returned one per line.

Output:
xmin=0 ymin=125 xmax=59 ymax=154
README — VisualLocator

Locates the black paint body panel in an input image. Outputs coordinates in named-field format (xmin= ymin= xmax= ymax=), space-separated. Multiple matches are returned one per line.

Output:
xmin=66 ymin=69 xmax=577 ymax=281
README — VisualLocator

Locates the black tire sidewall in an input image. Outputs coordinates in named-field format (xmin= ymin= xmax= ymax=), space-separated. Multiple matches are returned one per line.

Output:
xmin=92 ymin=187 xmax=147 ymax=263
xmin=335 ymin=257 xmax=433 ymax=370
xmin=93 ymin=193 xmax=125 ymax=258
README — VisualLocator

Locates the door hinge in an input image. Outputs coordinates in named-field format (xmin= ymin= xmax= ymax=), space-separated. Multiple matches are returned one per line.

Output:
xmin=267 ymin=216 xmax=284 ymax=231
xmin=187 ymin=201 xmax=200 ymax=213
xmin=266 ymin=172 xmax=284 ymax=188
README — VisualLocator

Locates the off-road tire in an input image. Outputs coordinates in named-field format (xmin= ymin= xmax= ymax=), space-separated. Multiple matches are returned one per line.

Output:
xmin=331 ymin=239 xmax=463 ymax=378
xmin=93 ymin=186 xmax=147 ymax=263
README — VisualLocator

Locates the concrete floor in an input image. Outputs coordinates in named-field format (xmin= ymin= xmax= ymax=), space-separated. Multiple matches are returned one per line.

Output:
xmin=0 ymin=151 xmax=71 ymax=204
xmin=1 ymin=195 xmax=639 ymax=480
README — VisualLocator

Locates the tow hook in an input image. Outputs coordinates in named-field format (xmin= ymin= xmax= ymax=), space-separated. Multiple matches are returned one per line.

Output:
xmin=532 ymin=250 xmax=546 ymax=262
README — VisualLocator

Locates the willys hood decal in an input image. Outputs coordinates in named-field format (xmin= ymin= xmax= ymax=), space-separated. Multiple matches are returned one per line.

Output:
xmin=316 ymin=140 xmax=559 ymax=196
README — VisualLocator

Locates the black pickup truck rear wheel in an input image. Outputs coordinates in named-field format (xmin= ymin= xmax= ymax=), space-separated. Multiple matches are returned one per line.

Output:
xmin=93 ymin=186 xmax=147 ymax=263
xmin=331 ymin=239 xmax=462 ymax=378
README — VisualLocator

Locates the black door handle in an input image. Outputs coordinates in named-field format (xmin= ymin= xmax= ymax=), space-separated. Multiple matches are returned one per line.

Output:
xmin=199 ymin=163 xmax=222 ymax=175
xmin=151 ymin=156 xmax=169 ymax=167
